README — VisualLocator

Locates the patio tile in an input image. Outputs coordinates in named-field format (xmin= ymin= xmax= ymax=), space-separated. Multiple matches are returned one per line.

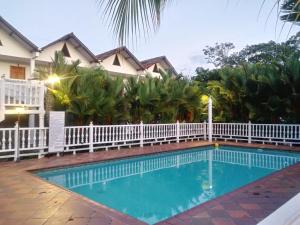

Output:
xmin=0 ymin=141 xmax=299 ymax=225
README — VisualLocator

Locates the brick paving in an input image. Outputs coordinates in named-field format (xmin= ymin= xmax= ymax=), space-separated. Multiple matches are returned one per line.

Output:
xmin=0 ymin=141 xmax=299 ymax=225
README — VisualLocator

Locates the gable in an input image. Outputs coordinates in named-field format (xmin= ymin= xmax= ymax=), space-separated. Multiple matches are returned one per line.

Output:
xmin=0 ymin=26 xmax=32 ymax=59
xmin=37 ymin=40 xmax=92 ymax=67
xmin=100 ymin=53 xmax=140 ymax=75
xmin=148 ymin=63 xmax=165 ymax=73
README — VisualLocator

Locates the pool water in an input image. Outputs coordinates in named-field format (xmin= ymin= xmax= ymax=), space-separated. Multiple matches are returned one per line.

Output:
xmin=37 ymin=146 xmax=300 ymax=224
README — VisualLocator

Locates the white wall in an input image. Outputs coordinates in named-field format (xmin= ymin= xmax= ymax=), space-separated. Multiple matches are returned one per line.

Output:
xmin=37 ymin=41 xmax=92 ymax=68
xmin=0 ymin=27 xmax=32 ymax=59
xmin=100 ymin=53 xmax=140 ymax=76
xmin=0 ymin=60 xmax=31 ymax=79
xmin=145 ymin=63 xmax=165 ymax=78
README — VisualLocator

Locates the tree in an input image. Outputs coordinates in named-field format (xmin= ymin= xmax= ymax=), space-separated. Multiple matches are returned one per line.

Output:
xmin=280 ymin=0 xmax=300 ymax=23
xmin=97 ymin=0 xmax=299 ymax=44
xmin=203 ymin=42 xmax=236 ymax=67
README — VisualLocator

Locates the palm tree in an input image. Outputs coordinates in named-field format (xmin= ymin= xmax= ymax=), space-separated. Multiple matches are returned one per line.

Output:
xmin=280 ymin=0 xmax=300 ymax=23
xmin=36 ymin=51 xmax=80 ymax=124
xmin=97 ymin=0 xmax=299 ymax=44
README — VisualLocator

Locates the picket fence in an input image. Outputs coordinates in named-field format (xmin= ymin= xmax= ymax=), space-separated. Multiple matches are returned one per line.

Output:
xmin=0 ymin=122 xmax=299 ymax=161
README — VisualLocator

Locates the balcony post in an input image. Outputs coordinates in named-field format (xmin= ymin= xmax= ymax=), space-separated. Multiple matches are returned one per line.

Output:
xmin=14 ymin=122 xmax=20 ymax=162
xmin=39 ymin=81 xmax=45 ymax=128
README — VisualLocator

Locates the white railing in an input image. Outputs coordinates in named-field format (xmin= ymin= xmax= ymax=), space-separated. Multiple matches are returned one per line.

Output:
xmin=0 ymin=124 xmax=48 ymax=160
xmin=64 ymin=122 xmax=205 ymax=154
xmin=0 ymin=121 xmax=300 ymax=161
xmin=212 ymin=122 xmax=300 ymax=146
xmin=0 ymin=78 xmax=45 ymax=107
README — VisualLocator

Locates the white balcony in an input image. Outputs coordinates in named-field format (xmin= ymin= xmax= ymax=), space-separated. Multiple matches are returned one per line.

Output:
xmin=0 ymin=78 xmax=45 ymax=122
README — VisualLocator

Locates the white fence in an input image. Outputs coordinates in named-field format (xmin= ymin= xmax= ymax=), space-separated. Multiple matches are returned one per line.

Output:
xmin=0 ymin=122 xmax=299 ymax=161
xmin=213 ymin=122 xmax=300 ymax=145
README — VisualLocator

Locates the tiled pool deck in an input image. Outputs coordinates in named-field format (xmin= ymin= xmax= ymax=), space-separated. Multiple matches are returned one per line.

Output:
xmin=0 ymin=141 xmax=299 ymax=225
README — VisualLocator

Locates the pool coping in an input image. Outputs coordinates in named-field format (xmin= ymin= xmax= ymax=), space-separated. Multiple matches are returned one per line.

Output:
xmin=0 ymin=141 xmax=300 ymax=225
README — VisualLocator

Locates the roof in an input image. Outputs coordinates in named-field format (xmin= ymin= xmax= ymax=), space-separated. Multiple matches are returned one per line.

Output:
xmin=0 ymin=16 xmax=39 ymax=52
xmin=96 ymin=46 xmax=145 ymax=71
xmin=141 ymin=56 xmax=178 ymax=76
xmin=41 ymin=33 xmax=98 ymax=63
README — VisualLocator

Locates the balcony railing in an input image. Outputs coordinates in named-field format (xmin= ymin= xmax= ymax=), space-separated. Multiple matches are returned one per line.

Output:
xmin=0 ymin=78 xmax=45 ymax=121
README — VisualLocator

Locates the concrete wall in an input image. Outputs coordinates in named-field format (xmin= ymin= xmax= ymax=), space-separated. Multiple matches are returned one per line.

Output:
xmin=100 ymin=53 xmax=140 ymax=76
xmin=0 ymin=27 xmax=32 ymax=59
xmin=0 ymin=60 xmax=31 ymax=79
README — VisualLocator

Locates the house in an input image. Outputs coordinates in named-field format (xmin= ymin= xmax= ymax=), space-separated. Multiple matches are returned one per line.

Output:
xmin=0 ymin=16 xmax=179 ymax=127
xmin=141 ymin=56 xmax=178 ymax=78
xmin=0 ymin=16 xmax=44 ymax=126
xmin=0 ymin=16 xmax=39 ymax=80
xmin=96 ymin=46 xmax=145 ymax=77
xmin=37 ymin=33 xmax=99 ymax=68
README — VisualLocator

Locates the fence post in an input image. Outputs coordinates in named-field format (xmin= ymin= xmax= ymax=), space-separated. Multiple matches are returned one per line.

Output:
xmin=14 ymin=122 xmax=20 ymax=162
xmin=140 ymin=121 xmax=144 ymax=147
xmin=248 ymin=121 xmax=252 ymax=144
xmin=208 ymin=97 xmax=213 ymax=142
xmin=89 ymin=121 xmax=94 ymax=152
xmin=176 ymin=120 xmax=180 ymax=143
xmin=204 ymin=120 xmax=207 ymax=140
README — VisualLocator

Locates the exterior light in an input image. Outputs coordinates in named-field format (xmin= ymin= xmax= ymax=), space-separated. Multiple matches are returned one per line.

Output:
xmin=15 ymin=107 xmax=25 ymax=115
xmin=46 ymin=74 xmax=60 ymax=85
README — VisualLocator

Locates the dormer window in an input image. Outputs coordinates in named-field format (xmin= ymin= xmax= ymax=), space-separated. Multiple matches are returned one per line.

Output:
xmin=61 ymin=43 xmax=71 ymax=57
xmin=153 ymin=64 xmax=159 ymax=73
xmin=113 ymin=54 xmax=121 ymax=66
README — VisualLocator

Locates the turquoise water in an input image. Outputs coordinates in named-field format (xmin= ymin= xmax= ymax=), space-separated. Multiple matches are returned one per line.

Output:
xmin=37 ymin=147 xmax=300 ymax=224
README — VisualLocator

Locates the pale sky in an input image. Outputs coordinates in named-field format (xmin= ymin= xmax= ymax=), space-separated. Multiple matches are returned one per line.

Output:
xmin=1 ymin=0 xmax=299 ymax=75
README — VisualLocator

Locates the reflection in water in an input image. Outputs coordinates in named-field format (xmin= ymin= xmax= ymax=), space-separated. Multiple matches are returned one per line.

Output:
xmin=39 ymin=148 xmax=300 ymax=225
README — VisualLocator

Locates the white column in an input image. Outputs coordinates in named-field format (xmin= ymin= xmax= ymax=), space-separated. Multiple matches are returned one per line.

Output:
xmin=176 ymin=120 xmax=180 ymax=143
xmin=208 ymin=97 xmax=213 ymax=142
xmin=89 ymin=121 xmax=94 ymax=153
xmin=0 ymin=79 xmax=5 ymax=122
xmin=248 ymin=121 xmax=252 ymax=144
xmin=39 ymin=113 xmax=45 ymax=128
xmin=30 ymin=52 xmax=39 ymax=79
xmin=140 ymin=121 xmax=144 ymax=147
xmin=29 ymin=114 xmax=35 ymax=127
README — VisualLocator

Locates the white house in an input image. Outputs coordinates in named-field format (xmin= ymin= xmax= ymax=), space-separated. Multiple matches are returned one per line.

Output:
xmin=0 ymin=16 xmax=44 ymax=126
xmin=0 ymin=16 xmax=39 ymax=80
xmin=96 ymin=46 xmax=145 ymax=77
xmin=0 ymin=17 xmax=179 ymax=127
xmin=141 ymin=56 xmax=178 ymax=78
xmin=37 ymin=33 xmax=99 ymax=68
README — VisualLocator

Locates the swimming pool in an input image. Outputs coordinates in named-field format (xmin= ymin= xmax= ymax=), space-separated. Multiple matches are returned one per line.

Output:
xmin=37 ymin=146 xmax=300 ymax=224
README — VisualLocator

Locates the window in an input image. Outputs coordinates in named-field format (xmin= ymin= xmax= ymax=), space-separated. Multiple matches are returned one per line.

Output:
xmin=113 ymin=54 xmax=121 ymax=66
xmin=61 ymin=43 xmax=71 ymax=57
xmin=10 ymin=66 xmax=25 ymax=80
xmin=153 ymin=64 xmax=159 ymax=73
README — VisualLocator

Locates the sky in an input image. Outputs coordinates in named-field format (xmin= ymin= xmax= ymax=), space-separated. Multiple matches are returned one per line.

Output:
xmin=1 ymin=0 xmax=299 ymax=75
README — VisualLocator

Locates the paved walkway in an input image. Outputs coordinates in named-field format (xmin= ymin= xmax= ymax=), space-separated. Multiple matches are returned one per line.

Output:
xmin=0 ymin=141 xmax=299 ymax=225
